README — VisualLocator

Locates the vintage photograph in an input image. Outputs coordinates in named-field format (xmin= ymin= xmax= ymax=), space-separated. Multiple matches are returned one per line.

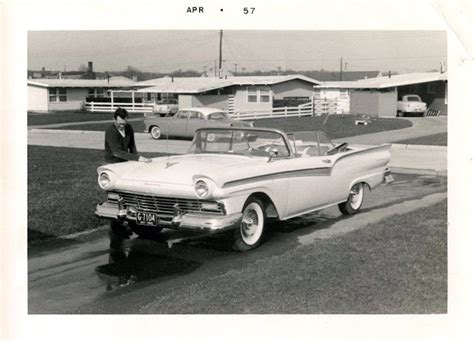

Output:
xmin=26 ymin=29 xmax=448 ymax=314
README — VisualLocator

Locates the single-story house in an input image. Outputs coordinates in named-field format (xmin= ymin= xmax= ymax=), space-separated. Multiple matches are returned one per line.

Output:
xmin=132 ymin=75 xmax=321 ymax=114
xmin=315 ymin=72 xmax=448 ymax=117
xmin=27 ymin=77 xmax=135 ymax=112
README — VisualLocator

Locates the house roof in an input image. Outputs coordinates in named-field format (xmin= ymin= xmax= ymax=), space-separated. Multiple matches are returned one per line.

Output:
xmin=27 ymin=77 xmax=135 ymax=88
xmin=304 ymin=70 xmax=381 ymax=82
xmin=134 ymin=75 xmax=321 ymax=94
xmin=316 ymin=72 xmax=447 ymax=89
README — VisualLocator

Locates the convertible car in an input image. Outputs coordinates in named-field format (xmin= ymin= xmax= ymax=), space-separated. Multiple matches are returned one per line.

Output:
xmin=96 ymin=127 xmax=393 ymax=251
xmin=144 ymin=107 xmax=252 ymax=140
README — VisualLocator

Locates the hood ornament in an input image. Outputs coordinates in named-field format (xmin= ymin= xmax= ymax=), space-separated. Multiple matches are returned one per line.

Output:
xmin=165 ymin=161 xmax=179 ymax=169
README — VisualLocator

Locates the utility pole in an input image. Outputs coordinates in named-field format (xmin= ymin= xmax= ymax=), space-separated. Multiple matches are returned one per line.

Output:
xmin=218 ymin=29 xmax=223 ymax=78
xmin=339 ymin=57 xmax=343 ymax=81
xmin=233 ymin=63 xmax=238 ymax=75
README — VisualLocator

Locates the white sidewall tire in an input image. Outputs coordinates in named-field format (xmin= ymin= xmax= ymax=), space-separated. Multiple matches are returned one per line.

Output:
xmin=150 ymin=126 xmax=161 ymax=140
xmin=233 ymin=199 xmax=266 ymax=251
xmin=338 ymin=183 xmax=365 ymax=215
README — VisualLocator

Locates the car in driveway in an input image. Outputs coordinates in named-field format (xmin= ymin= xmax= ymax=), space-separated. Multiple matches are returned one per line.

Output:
xmin=397 ymin=95 xmax=427 ymax=117
xmin=95 ymin=127 xmax=393 ymax=251
xmin=144 ymin=107 xmax=252 ymax=140
xmin=150 ymin=99 xmax=179 ymax=116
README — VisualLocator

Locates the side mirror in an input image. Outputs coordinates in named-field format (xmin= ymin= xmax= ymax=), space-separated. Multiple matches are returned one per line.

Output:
xmin=268 ymin=148 xmax=279 ymax=162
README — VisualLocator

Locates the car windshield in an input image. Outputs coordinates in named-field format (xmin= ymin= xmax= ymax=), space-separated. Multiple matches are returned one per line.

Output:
xmin=406 ymin=96 xmax=421 ymax=102
xmin=189 ymin=129 xmax=290 ymax=157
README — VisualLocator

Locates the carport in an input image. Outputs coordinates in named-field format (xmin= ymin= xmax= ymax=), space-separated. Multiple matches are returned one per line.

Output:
xmin=316 ymin=72 xmax=448 ymax=117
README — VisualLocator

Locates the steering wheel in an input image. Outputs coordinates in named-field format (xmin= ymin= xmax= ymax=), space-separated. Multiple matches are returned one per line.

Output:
xmin=326 ymin=142 xmax=349 ymax=155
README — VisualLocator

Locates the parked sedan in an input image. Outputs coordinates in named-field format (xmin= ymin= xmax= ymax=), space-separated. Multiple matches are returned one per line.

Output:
xmin=151 ymin=99 xmax=179 ymax=116
xmin=96 ymin=127 xmax=393 ymax=251
xmin=144 ymin=107 xmax=252 ymax=140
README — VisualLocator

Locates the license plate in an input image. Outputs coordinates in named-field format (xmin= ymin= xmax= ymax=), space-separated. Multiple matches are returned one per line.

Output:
xmin=136 ymin=212 xmax=158 ymax=226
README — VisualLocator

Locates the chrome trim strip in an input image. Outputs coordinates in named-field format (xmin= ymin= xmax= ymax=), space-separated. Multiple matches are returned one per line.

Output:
xmin=222 ymin=167 xmax=331 ymax=188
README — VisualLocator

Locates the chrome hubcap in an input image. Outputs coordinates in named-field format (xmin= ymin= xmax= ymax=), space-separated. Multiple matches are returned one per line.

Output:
xmin=240 ymin=203 xmax=263 ymax=245
xmin=151 ymin=127 xmax=161 ymax=138
xmin=242 ymin=210 xmax=258 ymax=237
xmin=349 ymin=184 xmax=363 ymax=208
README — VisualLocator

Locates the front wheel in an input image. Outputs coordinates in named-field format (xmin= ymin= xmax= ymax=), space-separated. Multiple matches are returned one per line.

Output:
xmin=150 ymin=125 xmax=162 ymax=140
xmin=338 ymin=183 xmax=365 ymax=215
xmin=233 ymin=198 xmax=266 ymax=252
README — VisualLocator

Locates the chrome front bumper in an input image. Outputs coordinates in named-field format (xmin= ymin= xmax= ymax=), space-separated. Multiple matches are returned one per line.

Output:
xmin=95 ymin=201 xmax=242 ymax=233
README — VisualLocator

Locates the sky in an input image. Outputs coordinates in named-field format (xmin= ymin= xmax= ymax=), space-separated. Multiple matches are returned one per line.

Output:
xmin=28 ymin=30 xmax=446 ymax=75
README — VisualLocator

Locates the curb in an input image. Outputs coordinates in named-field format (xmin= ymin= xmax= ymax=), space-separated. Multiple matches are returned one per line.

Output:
xmin=30 ymin=128 xmax=102 ymax=135
xmin=29 ymin=128 xmax=150 ymax=137
xmin=391 ymin=167 xmax=447 ymax=177
xmin=390 ymin=143 xmax=447 ymax=151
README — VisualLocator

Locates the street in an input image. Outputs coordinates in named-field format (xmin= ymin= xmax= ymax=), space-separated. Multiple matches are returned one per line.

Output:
xmin=28 ymin=173 xmax=447 ymax=314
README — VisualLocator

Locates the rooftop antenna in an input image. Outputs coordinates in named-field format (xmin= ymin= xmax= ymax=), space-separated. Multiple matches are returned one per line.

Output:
xmin=218 ymin=29 xmax=223 ymax=78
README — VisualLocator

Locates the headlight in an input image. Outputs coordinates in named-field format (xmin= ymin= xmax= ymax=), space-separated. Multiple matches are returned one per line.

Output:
xmin=195 ymin=180 xmax=210 ymax=198
xmin=98 ymin=172 xmax=111 ymax=189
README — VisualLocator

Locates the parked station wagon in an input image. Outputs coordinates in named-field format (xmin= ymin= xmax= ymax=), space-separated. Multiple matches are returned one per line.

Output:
xmin=144 ymin=107 xmax=252 ymax=140
xmin=96 ymin=127 xmax=393 ymax=251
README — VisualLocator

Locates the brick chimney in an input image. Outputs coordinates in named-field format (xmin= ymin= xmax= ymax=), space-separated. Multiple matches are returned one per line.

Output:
xmin=88 ymin=61 xmax=93 ymax=73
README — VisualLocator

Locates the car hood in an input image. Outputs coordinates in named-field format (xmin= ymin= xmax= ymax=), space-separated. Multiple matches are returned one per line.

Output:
xmin=100 ymin=154 xmax=262 ymax=187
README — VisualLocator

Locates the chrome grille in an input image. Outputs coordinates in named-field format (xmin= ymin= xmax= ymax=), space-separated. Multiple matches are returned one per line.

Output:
xmin=110 ymin=191 xmax=223 ymax=218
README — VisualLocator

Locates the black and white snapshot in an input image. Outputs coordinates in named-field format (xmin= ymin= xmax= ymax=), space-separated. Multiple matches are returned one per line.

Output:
xmin=27 ymin=29 xmax=448 ymax=315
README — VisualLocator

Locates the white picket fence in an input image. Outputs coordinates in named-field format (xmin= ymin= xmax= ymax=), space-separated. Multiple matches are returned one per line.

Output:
xmin=85 ymin=100 xmax=315 ymax=120
xmin=86 ymin=101 xmax=154 ymax=113
xmin=230 ymin=102 xmax=313 ymax=120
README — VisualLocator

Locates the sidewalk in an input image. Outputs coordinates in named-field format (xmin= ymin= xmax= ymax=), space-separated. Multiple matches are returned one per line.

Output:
xmin=28 ymin=128 xmax=447 ymax=175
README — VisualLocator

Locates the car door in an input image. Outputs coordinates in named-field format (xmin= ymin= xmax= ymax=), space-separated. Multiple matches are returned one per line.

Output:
xmin=185 ymin=111 xmax=206 ymax=137
xmin=168 ymin=110 xmax=189 ymax=137
xmin=282 ymin=132 xmax=340 ymax=217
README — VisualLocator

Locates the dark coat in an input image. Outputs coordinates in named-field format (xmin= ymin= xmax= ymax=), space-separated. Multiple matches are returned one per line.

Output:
xmin=104 ymin=124 xmax=139 ymax=163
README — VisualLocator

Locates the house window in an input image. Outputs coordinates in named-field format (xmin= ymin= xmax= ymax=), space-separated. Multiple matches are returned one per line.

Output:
xmin=247 ymin=86 xmax=258 ymax=102
xmin=87 ymin=88 xmax=104 ymax=98
xmin=49 ymin=88 xmax=67 ymax=102
xmin=259 ymin=87 xmax=271 ymax=102
xmin=247 ymin=86 xmax=272 ymax=103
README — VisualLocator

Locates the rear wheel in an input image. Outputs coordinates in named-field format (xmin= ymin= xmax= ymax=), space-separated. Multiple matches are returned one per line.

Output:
xmin=233 ymin=198 xmax=266 ymax=252
xmin=338 ymin=183 xmax=365 ymax=215
xmin=150 ymin=126 xmax=162 ymax=140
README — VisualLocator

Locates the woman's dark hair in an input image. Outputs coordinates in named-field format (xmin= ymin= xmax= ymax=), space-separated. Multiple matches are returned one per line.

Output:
xmin=114 ymin=107 xmax=128 ymax=120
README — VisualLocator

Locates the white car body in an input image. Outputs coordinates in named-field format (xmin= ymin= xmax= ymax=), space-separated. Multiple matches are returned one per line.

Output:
xmin=397 ymin=95 xmax=427 ymax=116
xmin=96 ymin=127 xmax=392 ymax=250
xmin=151 ymin=100 xmax=179 ymax=115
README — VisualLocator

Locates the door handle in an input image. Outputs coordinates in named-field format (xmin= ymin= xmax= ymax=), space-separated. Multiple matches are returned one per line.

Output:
xmin=322 ymin=159 xmax=331 ymax=164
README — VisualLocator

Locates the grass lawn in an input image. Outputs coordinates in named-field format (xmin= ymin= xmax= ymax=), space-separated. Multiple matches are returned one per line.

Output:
xmin=28 ymin=111 xmax=144 ymax=126
xmin=138 ymin=199 xmax=447 ymax=314
xmin=393 ymin=133 xmax=447 ymax=146
xmin=50 ymin=114 xmax=412 ymax=139
xmin=28 ymin=146 xmax=167 ymax=242
xmin=254 ymin=114 xmax=412 ymax=138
